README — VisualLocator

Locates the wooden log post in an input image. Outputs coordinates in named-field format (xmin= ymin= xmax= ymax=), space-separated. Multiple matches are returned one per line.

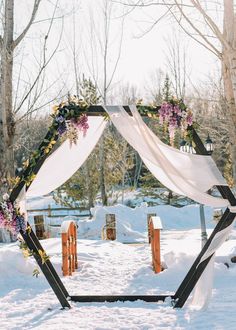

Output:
xmin=147 ymin=213 xmax=156 ymax=244
xmin=61 ymin=220 xmax=78 ymax=276
xmin=105 ymin=214 xmax=116 ymax=240
xmin=149 ymin=216 xmax=163 ymax=274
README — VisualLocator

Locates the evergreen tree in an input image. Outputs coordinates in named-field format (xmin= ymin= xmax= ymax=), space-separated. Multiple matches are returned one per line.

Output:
xmin=54 ymin=76 xmax=101 ymax=209
xmin=162 ymin=75 xmax=172 ymax=101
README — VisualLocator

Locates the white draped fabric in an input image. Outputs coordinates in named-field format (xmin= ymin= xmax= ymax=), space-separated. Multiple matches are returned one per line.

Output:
xmin=190 ymin=219 xmax=235 ymax=310
xmin=26 ymin=117 xmax=107 ymax=198
xmin=105 ymin=105 xmax=229 ymax=207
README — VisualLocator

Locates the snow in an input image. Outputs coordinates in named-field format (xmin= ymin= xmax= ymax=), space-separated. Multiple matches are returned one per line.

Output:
xmin=78 ymin=203 xmax=218 ymax=242
xmin=61 ymin=220 xmax=76 ymax=233
xmin=0 ymin=203 xmax=236 ymax=329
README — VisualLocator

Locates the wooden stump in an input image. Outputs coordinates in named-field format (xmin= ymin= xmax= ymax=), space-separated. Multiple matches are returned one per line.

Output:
xmin=61 ymin=220 xmax=78 ymax=276
xmin=149 ymin=216 xmax=162 ymax=274
xmin=147 ymin=213 xmax=156 ymax=244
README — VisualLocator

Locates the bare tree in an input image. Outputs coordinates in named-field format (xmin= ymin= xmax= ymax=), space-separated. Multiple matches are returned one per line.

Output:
xmin=0 ymin=0 xmax=41 ymax=188
xmin=83 ymin=0 xmax=125 ymax=205
xmin=0 ymin=0 xmax=66 ymax=193
xmin=144 ymin=68 xmax=165 ymax=104
xmin=164 ymin=30 xmax=189 ymax=99
xmin=122 ymin=0 xmax=236 ymax=183
xmin=170 ymin=0 xmax=236 ymax=182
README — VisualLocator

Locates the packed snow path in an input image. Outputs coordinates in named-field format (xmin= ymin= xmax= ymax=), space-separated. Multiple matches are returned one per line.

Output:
xmin=1 ymin=229 xmax=236 ymax=329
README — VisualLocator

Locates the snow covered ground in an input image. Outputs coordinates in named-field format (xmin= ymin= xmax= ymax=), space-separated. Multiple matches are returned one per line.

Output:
xmin=0 ymin=204 xmax=236 ymax=329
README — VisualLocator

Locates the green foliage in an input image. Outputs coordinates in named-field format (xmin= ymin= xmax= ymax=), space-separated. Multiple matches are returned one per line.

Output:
xmin=19 ymin=238 xmax=33 ymax=258
xmin=33 ymin=268 xmax=40 ymax=278
xmin=54 ymin=125 xmax=135 ymax=208
xmin=54 ymin=151 xmax=100 ymax=208
xmin=162 ymin=75 xmax=172 ymax=102
xmin=104 ymin=126 xmax=135 ymax=187
xmin=79 ymin=75 xmax=101 ymax=105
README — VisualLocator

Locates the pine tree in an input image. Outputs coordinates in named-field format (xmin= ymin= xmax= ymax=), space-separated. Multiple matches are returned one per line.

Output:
xmin=54 ymin=76 xmax=101 ymax=209
xmin=162 ymin=75 xmax=172 ymax=101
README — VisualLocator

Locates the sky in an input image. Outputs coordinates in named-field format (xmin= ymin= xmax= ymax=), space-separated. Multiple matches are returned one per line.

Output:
xmin=12 ymin=0 xmax=221 ymax=113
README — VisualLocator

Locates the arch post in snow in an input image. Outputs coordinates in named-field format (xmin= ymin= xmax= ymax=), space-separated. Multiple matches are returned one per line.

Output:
xmin=149 ymin=216 xmax=163 ymax=274
xmin=61 ymin=220 xmax=78 ymax=276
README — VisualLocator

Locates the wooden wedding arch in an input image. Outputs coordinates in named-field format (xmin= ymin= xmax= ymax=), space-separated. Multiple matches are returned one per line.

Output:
xmin=9 ymin=105 xmax=236 ymax=309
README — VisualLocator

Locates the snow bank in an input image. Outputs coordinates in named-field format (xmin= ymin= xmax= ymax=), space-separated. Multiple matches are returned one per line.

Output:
xmin=78 ymin=203 xmax=217 ymax=242
xmin=0 ymin=244 xmax=36 ymax=277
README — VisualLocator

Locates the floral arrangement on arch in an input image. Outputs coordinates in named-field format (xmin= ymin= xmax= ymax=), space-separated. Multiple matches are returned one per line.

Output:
xmin=158 ymin=98 xmax=193 ymax=146
xmin=52 ymin=95 xmax=89 ymax=145
xmin=0 ymin=194 xmax=26 ymax=236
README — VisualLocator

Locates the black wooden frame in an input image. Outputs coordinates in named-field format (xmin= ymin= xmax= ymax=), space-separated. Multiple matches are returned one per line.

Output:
xmin=8 ymin=105 xmax=236 ymax=309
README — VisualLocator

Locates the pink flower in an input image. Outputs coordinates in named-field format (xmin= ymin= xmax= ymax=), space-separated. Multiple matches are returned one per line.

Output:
xmin=158 ymin=100 xmax=193 ymax=144
xmin=76 ymin=114 xmax=89 ymax=136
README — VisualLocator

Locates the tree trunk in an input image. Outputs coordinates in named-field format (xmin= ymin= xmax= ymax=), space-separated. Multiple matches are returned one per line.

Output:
xmin=222 ymin=55 xmax=236 ymax=182
xmin=222 ymin=0 xmax=236 ymax=184
xmin=99 ymin=135 xmax=107 ymax=205
xmin=133 ymin=152 xmax=142 ymax=189
xmin=121 ymin=170 xmax=125 ymax=204
xmin=0 ymin=0 xmax=15 ymax=188
xmin=84 ymin=162 xmax=94 ymax=211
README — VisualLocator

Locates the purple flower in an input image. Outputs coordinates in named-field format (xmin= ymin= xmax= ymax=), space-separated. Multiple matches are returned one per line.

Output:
xmin=76 ymin=115 xmax=89 ymax=136
xmin=55 ymin=115 xmax=65 ymax=124
xmin=186 ymin=113 xmax=193 ymax=126
xmin=15 ymin=215 xmax=26 ymax=233
xmin=159 ymin=100 xmax=193 ymax=145
xmin=58 ymin=123 xmax=67 ymax=136
xmin=0 ymin=200 xmax=26 ymax=235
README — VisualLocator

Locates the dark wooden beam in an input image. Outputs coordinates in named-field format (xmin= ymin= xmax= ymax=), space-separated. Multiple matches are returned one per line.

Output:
xmin=173 ymin=209 xmax=236 ymax=308
xmin=21 ymin=224 xmax=71 ymax=309
xmin=70 ymin=295 xmax=173 ymax=303
xmin=173 ymin=127 xmax=236 ymax=308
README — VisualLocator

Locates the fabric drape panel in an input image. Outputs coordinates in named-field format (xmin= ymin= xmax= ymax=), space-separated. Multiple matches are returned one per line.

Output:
xmin=26 ymin=117 xmax=107 ymax=198
xmin=105 ymin=105 xmax=229 ymax=207
xmin=190 ymin=220 xmax=235 ymax=310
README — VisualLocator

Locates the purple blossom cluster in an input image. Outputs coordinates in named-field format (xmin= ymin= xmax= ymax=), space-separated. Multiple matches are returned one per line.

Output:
xmin=0 ymin=200 xmax=26 ymax=236
xmin=74 ymin=114 xmax=89 ymax=136
xmin=158 ymin=101 xmax=193 ymax=140
xmin=55 ymin=115 xmax=67 ymax=136
xmin=55 ymin=113 xmax=89 ymax=141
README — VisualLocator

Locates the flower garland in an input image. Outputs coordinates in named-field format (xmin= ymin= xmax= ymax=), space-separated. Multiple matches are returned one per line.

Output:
xmin=0 ymin=194 xmax=26 ymax=235
xmin=158 ymin=98 xmax=193 ymax=145
xmin=52 ymin=95 xmax=89 ymax=146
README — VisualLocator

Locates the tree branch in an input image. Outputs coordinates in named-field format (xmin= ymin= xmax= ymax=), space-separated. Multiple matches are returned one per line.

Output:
xmin=112 ymin=0 xmax=193 ymax=8
xmin=14 ymin=0 xmax=63 ymax=114
xmin=134 ymin=5 xmax=174 ymax=38
xmin=190 ymin=0 xmax=229 ymax=50
xmin=171 ymin=1 xmax=221 ymax=57
xmin=13 ymin=0 xmax=41 ymax=48
xmin=0 ymin=35 xmax=3 ymax=50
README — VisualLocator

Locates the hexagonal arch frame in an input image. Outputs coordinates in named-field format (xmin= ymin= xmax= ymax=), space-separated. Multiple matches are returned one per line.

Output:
xmin=9 ymin=105 xmax=236 ymax=309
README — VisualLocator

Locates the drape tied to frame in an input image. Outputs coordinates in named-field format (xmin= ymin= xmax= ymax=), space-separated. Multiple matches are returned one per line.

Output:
xmin=26 ymin=117 xmax=107 ymax=198
xmin=105 ymin=105 xmax=229 ymax=208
